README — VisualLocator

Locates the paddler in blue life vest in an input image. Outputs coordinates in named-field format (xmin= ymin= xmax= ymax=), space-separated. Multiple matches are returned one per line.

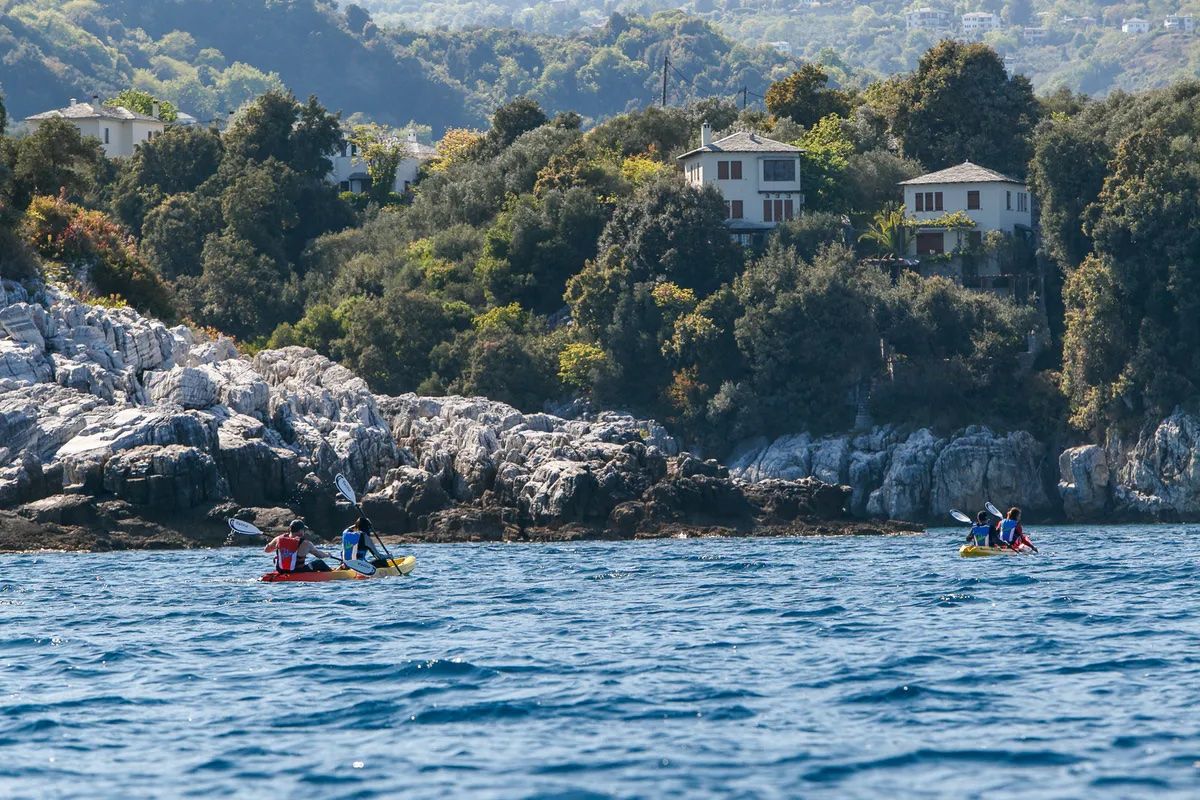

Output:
xmin=999 ymin=507 xmax=1038 ymax=552
xmin=964 ymin=511 xmax=992 ymax=547
xmin=341 ymin=516 xmax=386 ymax=568
xmin=264 ymin=519 xmax=334 ymax=573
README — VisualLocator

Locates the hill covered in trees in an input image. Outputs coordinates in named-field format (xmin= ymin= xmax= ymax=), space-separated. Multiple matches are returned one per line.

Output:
xmin=353 ymin=0 xmax=1200 ymax=97
xmin=0 ymin=0 xmax=787 ymax=131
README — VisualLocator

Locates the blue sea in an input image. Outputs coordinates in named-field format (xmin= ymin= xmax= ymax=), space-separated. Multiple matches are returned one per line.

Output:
xmin=2 ymin=525 xmax=1199 ymax=799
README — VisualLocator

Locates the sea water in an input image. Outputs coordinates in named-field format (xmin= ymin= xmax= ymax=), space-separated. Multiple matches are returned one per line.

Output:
xmin=1 ymin=525 xmax=1198 ymax=799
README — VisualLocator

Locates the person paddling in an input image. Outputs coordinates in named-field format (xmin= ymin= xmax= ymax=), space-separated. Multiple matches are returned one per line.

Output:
xmin=965 ymin=511 xmax=992 ymax=547
xmin=998 ymin=507 xmax=1037 ymax=552
xmin=265 ymin=520 xmax=333 ymax=573
xmin=342 ymin=516 xmax=386 ymax=568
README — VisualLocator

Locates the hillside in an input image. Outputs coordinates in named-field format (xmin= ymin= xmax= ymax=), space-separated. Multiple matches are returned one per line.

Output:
xmin=0 ymin=0 xmax=787 ymax=131
xmin=352 ymin=0 xmax=1200 ymax=95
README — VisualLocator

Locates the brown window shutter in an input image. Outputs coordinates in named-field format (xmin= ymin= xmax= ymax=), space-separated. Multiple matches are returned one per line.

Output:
xmin=731 ymin=160 xmax=742 ymax=179
xmin=935 ymin=192 xmax=943 ymax=211
xmin=784 ymin=199 xmax=794 ymax=220
xmin=718 ymin=161 xmax=729 ymax=180
xmin=763 ymin=199 xmax=772 ymax=221
xmin=732 ymin=200 xmax=743 ymax=219
xmin=915 ymin=193 xmax=924 ymax=212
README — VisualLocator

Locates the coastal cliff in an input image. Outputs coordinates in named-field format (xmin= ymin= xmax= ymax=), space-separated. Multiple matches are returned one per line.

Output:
xmin=0 ymin=281 xmax=902 ymax=551
xmin=4 ymin=280 xmax=1199 ymax=552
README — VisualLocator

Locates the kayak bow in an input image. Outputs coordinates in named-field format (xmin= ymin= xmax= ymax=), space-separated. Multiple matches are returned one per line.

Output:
xmin=959 ymin=545 xmax=1030 ymax=558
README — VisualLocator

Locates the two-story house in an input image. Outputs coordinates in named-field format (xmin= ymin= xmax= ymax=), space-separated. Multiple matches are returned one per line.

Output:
xmin=24 ymin=99 xmax=165 ymax=158
xmin=1165 ymin=14 xmax=1195 ymax=32
xmin=1122 ymin=17 xmax=1151 ymax=33
xmin=899 ymin=161 xmax=1034 ymax=292
xmin=328 ymin=130 xmax=438 ymax=195
xmin=677 ymin=124 xmax=804 ymax=246
xmin=905 ymin=6 xmax=952 ymax=30
xmin=961 ymin=11 xmax=1000 ymax=36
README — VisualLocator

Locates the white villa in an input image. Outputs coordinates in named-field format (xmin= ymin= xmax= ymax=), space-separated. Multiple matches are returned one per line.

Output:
xmin=24 ymin=99 xmax=165 ymax=158
xmin=901 ymin=162 xmax=1031 ymax=253
xmin=677 ymin=124 xmax=804 ymax=245
xmin=1122 ymin=17 xmax=1151 ymax=33
xmin=961 ymin=11 xmax=1000 ymax=36
xmin=905 ymin=6 xmax=952 ymax=30
xmin=1165 ymin=14 xmax=1195 ymax=32
xmin=328 ymin=130 xmax=438 ymax=195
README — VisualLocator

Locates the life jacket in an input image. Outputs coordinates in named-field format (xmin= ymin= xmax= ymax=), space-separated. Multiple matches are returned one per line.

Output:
xmin=970 ymin=524 xmax=991 ymax=545
xmin=999 ymin=518 xmax=1019 ymax=544
xmin=275 ymin=534 xmax=303 ymax=572
xmin=342 ymin=528 xmax=364 ymax=562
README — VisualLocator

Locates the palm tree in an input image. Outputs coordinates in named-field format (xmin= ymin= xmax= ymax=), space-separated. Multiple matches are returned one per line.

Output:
xmin=858 ymin=204 xmax=915 ymax=260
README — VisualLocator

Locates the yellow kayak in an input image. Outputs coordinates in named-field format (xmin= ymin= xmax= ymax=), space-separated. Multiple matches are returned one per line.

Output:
xmin=959 ymin=545 xmax=1027 ymax=558
xmin=261 ymin=555 xmax=417 ymax=582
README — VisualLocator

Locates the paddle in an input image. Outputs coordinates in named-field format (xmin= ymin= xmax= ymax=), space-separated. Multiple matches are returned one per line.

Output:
xmin=949 ymin=509 xmax=972 ymax=524
xmin=226 ymin=518 xmax=376 ymax=576
xmin=334 ymin=473 xmax=396 ymax=570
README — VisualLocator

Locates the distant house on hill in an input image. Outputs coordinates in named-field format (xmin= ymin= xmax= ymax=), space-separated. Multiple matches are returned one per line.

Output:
xmin=899 ymin=161 xmax=1035 ymax=295
xmin=677 ymin=123 xmax=804 ymax=247
xmin=24 ymin=99 xmax=165 ymax=158
xmin=961 ymin=11 xmax=1000 ymax=37
xmin=328 ymin=129 xmax=438 ymax=195
xmin=1122 ymin=17 xmax=1151 ymax=34
xmin=905 ymin=6 xmax=952 ymax=30
xmin=1164 ymin=14 xmax=1195 ymax=32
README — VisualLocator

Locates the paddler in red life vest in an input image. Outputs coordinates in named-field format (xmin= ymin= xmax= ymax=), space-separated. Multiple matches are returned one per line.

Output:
xmin=999 ymin=507 xmax=1038 ymax=552
xmin=264 ymin=520 xmax=334 ymax=573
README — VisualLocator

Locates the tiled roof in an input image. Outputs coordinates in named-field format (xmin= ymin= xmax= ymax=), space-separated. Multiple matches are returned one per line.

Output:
xmin=678 ymin=130 xmax=801 ymax=159
xmin=899 ymin=161 xmax=1023 ymax=185
xmin=25 ymin=102 xmax=161 ymax=123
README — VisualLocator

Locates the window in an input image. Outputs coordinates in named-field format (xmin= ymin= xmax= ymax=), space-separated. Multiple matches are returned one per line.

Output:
xmin=967 ymin=190 xmax=980 ymax=210
xmin=916 ymin=231 xmax=945 ymax=254
xmin=731 ymin=160 xmax=742 ymax=179
xmin=1006 ymin=190 xmax=1012 ymax=210
xmin=717 ymin=160 xmax=743 ymax=180
xmin=104 ymin=128 xmax=110 ymax=144
xmin=1017 ymin=192 xmax=1029 ymax=212
xmin=918 ymin=191 xmax=942 ymax=211
xmin=915 ymin=192 xmax=924 ymax=212
xmin=968 ymin=230 xmax=982 ymax=249
xmin=763 ymin=159 xmax=796 ymax=182
xmin=718 ymin=161 xmax=728 ymax=180
xmin=762 ymin=197 xmax=795 ymax=222
xmin=933 ymin=191 xmax=943 ymax=211
xmin=725 ymin=200 xmax=743 ymax=219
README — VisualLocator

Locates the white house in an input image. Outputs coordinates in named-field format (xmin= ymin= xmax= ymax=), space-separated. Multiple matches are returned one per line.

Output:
xmin=328 ymin=129 xmax=438 ymax=195
xmin=1122 ymin=17 xmax=1151 ymax=33
xmin=1165 ymin=14 xmax=1195 ymax=32
xmin=961 ymin=11 xmax=1000 ymax=36
xmin=900 ymin=161 xmax=1031 ymax=257
xmin=24 ymin=99 xmax=165 ymax=158
xmin=905 ymin=6 xmax=952 ymax=30
xmin=677 ymin=124 xmax=804 ymax=245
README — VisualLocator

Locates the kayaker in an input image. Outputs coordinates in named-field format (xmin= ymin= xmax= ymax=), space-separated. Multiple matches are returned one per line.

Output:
xmin=264 ymin=520 xmax=333 ymax=573
xmin=342 ymin=516 xmax=386 ymax=567
xmin=965 ymin=511 xmax=991 ymax=547
xmin=998 ymin=507 xmax=1029 ymax=551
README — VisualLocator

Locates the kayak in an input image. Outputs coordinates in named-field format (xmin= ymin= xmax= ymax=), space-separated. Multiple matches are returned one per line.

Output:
xmin=959 ymin=545 xmax=1029 ymax=558
xmin=261 ymin=556 xmax=417 ymax=582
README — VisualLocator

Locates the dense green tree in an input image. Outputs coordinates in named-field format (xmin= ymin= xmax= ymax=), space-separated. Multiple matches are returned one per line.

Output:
xmin=10 ymin=118 xmax=106 ymax=208
xmin=197 ymin=232 xmax=294 ymax=339
xmin=141 ymin=193 xmax=223 ymax=281
xmin=488 ymin=97 xmax=548 ymax=150
xmin=592 ymin=176 xmax=742 ymax=294
xmin=111 ymin=126 xmax=224 ymax=232
xmin=224 ymin=91 xmax=343 ymax=178
xmin=106 ymin=89 xmax=178 ymax=121
xmin=0 ymin=92 xmax=6 ymax=136
xmin=765 ymin=64 xmax=852 ymax=129
xmin=889 ymin=41 xmax=1039 ymax=177
xmin=842 ymin=149 xmax=923 ymax=215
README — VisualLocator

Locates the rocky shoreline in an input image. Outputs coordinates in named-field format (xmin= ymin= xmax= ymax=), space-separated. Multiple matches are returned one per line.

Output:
xmin=4 ymin=279 xmax=1199 ymax=555
xmin=1 ymin=280 xmax=925 ymax=553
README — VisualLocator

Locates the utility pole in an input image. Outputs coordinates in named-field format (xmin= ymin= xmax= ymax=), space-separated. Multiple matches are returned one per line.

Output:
xmin=661 ymin=55 xmax=669 ymax=107
xmin=741 ymin=86 xmax=748 ymax=109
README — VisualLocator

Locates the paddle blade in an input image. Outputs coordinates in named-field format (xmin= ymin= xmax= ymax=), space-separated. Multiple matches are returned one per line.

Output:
xmin=334 ymin=473 xmax=357 ymax=505
xmin=949 ymin=510 xmax=972 ymax=524
xmin=228 ymin=518 xmax=264 ymax=537
xmin=341 ymin=558 xmax=377 ymax=577
xmin=986 ymin=501 xmax=1003 ymax=518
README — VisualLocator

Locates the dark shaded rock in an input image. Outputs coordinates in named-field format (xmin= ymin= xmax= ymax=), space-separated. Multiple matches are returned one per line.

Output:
xmin=102 ymin=445 xmax=225 ymax=510
xmin=17 ymin=494 xmax=98 ymax=526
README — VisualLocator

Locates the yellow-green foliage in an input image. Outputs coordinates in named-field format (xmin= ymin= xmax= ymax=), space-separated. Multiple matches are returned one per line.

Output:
xmin=557 ymin=342 xmax=608 ymax=390
xmin=619 ymin=154 xmax=670 ymax=188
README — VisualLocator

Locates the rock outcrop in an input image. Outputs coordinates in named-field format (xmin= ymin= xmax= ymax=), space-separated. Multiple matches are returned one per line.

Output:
xmin=0 ymin=280 xmax=886 ymax=550
xmin=731 ymin=424 xmax=1052 ymax=522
